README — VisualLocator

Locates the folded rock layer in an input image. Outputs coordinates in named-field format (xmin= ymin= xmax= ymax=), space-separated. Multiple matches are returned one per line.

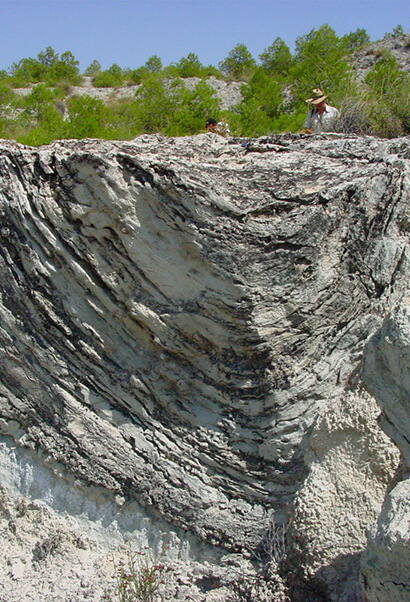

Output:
xmin=0 ymin=133 xmax=409 ymax=553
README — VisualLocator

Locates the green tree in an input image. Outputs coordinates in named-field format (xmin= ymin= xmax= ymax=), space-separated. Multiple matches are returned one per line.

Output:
xmin=37 ymin=46 xmax=59 ymax=68
xmin=291 ymin=24 xmax=356 ymax=106
xmin=9 ymin=57 xmax=47 ymax=85
xmin=84 ymin=60 xmax=102 ymax=77
xmin=342 ymin=28 xmax=370 ymax=51
xmin=47 ymin=51 xmax=81 ymax=84
xmin=167 ymin=80 xmax=220 ymax=135
xmin=173 ymin=53 xmax=203 ymax=78
xmin=126 ymin=66 xmax=149 ymax=84
xmin=0 ymin=82 xmax=13 ymax=105
xmin=18 ymin=84 xmax=66 ymax=145
xmin=365 ymin=51 xmax=407 ymax=95
xmin=21 ymin=84 xmax=59 ymax=120
xmin=131 ymin=75 xmax=183 ymax=133
xmin=107 ymin=63 xmax=123 ymax=80
xmin=66 ymin=95 xmax=114 ymax=138
xmin=126 ymin=56 xmax=164 ymax=84
xmin=384 ymin=24 xmax=405 ymax=39
xmin=93 ymin=63 xmax=124 ymax=87
xmin=145 ymin=55 xmax=163 ymax=73
xmin=219 ymin=43 xmax=257 ymax=81
xmin=8 ymin=47 xmax=80 ymax=86
xmin=259 ymin=37 xmax=292 ymax=78
xmin=233 ymin=67 xmax=284 ymax=136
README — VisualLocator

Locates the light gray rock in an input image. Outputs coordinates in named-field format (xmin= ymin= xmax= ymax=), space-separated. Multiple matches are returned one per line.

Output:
xmin=350 ymin=35 xmax=410 ymax=80
xmin=0 ymin=133 xmax=409 ymax=600
xmin=12 ymin=75 xmax=243 ymax=110
xmin=361 ymin=299 xmax=410 ymax=602
xmin=286 ymin=389 xmax=400 ymax=602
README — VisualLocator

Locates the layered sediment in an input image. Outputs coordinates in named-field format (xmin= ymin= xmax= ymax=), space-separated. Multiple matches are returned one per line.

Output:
xmin=0 ymin=133 xmax=408 ymax=600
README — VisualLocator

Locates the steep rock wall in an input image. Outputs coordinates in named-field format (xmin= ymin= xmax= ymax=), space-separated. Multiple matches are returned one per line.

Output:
xmin=361 ymin=300 xmax=410 ymax=602
xmin=0 ymin=133 xmax=409 ymax=597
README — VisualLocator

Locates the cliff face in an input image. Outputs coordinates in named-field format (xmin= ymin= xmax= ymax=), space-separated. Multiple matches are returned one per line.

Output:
xmin=361 ymin=300 xmax=410 ymax=602
xmin=0 ymin=133 xmax=409 ymax=600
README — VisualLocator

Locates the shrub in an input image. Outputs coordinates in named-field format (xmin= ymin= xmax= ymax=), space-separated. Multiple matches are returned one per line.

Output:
xmin=65 ymin=95 xmax=114 ymax=139
xmin=93 ymin=64 xmax=124 ymax=88
xmin=233 ymin=67 xmax=284 ymax=136
xmin=166 ymin=79 xmax=220 ymax=135
xmin=332 ymin=97 xmax=372 ymax=134
xmin=227 ymin=518 xmax=290 ymax=601
xmin=363 ymin=50 xmax=410 ymax=136
xmin=130 ymin=75 xmax=182 ymax=134
xmin=114 ymin=548 xmax=164 ymax=602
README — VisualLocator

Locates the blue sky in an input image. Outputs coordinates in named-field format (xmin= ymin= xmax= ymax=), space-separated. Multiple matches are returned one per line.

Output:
xmin=1 ymin=0 xmax=408 ymax=72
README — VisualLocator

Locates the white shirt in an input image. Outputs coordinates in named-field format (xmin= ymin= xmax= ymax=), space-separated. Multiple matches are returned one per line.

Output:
xmin=304 ymin=104 xmax=339 ymax=132
xmin=208 ymin=122 xmax=231 ymax=137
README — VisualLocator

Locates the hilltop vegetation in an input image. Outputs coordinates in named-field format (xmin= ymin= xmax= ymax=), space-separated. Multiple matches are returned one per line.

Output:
xmin=0 ymin=24 xmax=409 ymax=145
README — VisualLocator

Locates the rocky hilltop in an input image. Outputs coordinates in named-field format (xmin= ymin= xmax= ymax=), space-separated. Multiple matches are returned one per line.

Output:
xmin=12 ymin=75 xmax=244 ymax=111
xmin=11 ymin=34 xmax=410 ymax=112
xmin=350 ymin=34 xmax=410 ymax=79
xmin=0 ymin=132 xmax=409 ymax=601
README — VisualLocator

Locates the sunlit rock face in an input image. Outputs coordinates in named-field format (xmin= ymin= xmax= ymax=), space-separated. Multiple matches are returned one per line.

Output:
xmin=0 ymin=133 xmax=409 ymax=558
xmin=361 ymin=300 xmax=410 ymax=602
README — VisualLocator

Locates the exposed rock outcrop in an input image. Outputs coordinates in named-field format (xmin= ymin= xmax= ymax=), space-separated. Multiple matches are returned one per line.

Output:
xmin=350 ymin=34 xmax=410 ymax=80
xmin=287 ymin=389 xmax=399 ymax=602
xmin=0 ymin=132 xmax=409 ymax=600
xmin=361 ymin=300 xmax=410 ymax=602
xmin=12 ymin=75 xmax=243 ymax=111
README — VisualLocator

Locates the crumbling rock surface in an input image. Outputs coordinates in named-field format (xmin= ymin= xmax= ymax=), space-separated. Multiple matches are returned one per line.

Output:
xmin=286 ymin=388 xmax=400 ymax=602
xmin=0 ymin=132 xmax=409 ymax=599
xmin=361 ymin=300 xmax=410 ymax=602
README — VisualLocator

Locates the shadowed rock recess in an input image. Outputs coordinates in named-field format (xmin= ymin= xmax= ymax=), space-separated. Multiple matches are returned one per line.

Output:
xmin=0 ymin=133 xmax=409 ymax=599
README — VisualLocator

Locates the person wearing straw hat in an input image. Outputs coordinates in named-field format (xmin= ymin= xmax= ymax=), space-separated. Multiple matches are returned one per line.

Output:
xmin=303 ymin=88 xmax=339 ymax=134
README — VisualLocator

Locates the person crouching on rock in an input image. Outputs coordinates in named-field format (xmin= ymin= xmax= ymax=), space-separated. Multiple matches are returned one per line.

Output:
xmin=303 ymin=88 xmax=339 ymax=134
xmin=205 ymin=118 xmax=231 ymax=138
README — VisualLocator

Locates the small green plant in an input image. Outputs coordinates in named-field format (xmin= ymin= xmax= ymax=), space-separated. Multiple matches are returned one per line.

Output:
xmin=115 ymin=548 xmax=164 ymax=602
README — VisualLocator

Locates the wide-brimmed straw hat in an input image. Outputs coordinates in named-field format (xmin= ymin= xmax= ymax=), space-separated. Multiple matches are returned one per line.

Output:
xmin=305 ymin=88 xmax=328 ymax=104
